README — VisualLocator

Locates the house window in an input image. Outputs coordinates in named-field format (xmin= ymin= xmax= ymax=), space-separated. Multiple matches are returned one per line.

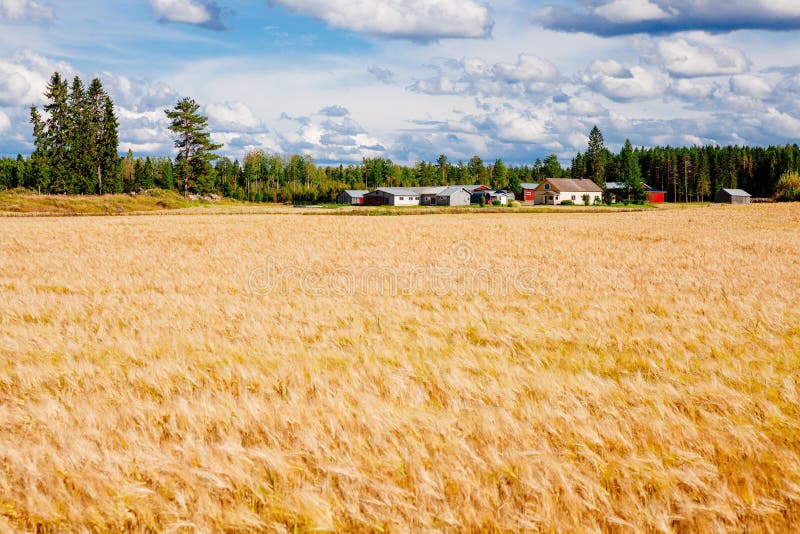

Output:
xmin=399 ymin=196 xmax=404 ymax=200
xmin=544 ymin=184 xmax=550 ymax=190
xmin=572 ymin=195 xmax=576 ymax=200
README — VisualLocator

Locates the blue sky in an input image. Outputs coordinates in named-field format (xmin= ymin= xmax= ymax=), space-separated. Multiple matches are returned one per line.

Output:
xmin=1 ymin=0 xmax=800 ymax=165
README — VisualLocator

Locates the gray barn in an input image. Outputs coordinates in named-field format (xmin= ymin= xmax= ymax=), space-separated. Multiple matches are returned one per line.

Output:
xmin=434 ymin=186 xmax=471 ymax=206
xmin=337 ymin=190 xmax=369 ymax=205
xmin=715 ymin=188 xmax=751 ymax=204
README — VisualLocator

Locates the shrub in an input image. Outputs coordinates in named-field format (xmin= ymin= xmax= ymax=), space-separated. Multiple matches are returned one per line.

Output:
xmin=775 ymin=171 xmax=800 ymax=202
xmin=582 ymin=194 xmax=591 ymax=206
xmin=492 ymin=200 xmax=502 ymax=207
xmin=594 ymin=197 xmax=602 ymax=206
xmin=479 ymin=196 xmax=486 ymax=207
xmin=561 ymin=200 xmax=574 ymax=206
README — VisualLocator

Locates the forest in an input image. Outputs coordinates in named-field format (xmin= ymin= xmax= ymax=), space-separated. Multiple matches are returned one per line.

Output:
xmin=1 ymin=72 xmax=799 ymax=203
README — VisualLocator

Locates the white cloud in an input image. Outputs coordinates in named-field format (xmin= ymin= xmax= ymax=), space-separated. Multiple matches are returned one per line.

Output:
xmin=272 ymin=0 xmax=492 ymax=40
xmin=647 ymin=38 xmax=750 ymax=77
xmin=0 ymin=0 xmax=53 ymax=21
xmin=594 ymin=0 xmax=671 ymax=24
xmin=150 ymin=0 xmax=210 ymax=25
xmin=205 ymin=101 xmax=261 ymax=131
xmin=0 ymin=110 xmax=10 ymax=133
xmin=580 ymin=60 xmax=663 ymax=102
xmin=493 ymin=54 xmax=560 ymax=83
xmin=729 ymin=75 xmax=772 ymax=99
xmin=0 ymin=50 xmax=75 ymax=106
xmin=671 ymin=78 xmax=717 ymax=100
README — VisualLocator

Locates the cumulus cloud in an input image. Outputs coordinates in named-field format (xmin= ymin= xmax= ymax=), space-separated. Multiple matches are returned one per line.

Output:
xmin=150 ymin=0 xmax=227 ymax=30
xmin=270 ymin=0 xmax=492 ymax=40
xmin=0 ymin=50 xmax=75 ymax=106
xmin=580 ymin=60 xmax=663 ymax=102
xmin=645 ymin=39 xmax=749 ymax=78
xmin=206 ymin=101 xmax=261 ymax=131
xmin=538 ymin=0 xmax=800 ymax=36
xmin=408 ymin=54 xmax=562 ymax=99
xmin=318 ymin=105 xmax=349 ymax=117
xmin=729 ymin=75 xmax=772 ymax=99
xmin=0 ymin=0 xmax=53 ymax=22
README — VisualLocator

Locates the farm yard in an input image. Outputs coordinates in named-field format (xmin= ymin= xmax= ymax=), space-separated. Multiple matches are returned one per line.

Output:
xmin=1 ymin=204 xmax=799 ymax=531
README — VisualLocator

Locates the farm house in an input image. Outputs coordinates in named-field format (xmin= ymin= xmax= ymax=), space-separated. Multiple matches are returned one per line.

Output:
xmin=336 ymin=190 xmax=369 ymax=205
xmin=534 ymin=178 xmax=603 ymax=205
xmin=363 ymin=188 xmax=421 ymax=206
xmin=715 ymin=188 xmax=751 ymax=204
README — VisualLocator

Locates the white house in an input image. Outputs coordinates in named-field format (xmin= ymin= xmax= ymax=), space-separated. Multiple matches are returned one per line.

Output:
xmin=363 ymin=187 xmax=421 ymax=206
xmin=534 ymin=178 xmax=603 ymax=205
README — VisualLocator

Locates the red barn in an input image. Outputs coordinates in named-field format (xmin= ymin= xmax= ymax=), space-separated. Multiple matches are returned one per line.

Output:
xmin=644 ymin=186 xmax=666 ymax=203
xmin=520 ymin=183 xmax=540 ymax=203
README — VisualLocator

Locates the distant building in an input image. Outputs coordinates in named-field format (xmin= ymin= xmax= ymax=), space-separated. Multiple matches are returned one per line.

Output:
xmin=363 ymin=187 xmax=420 ymax=206
xmin=534 ymin=178 xmax=603 ymax=205
xmin=715 ymin=188 xmax=752 ymax=204
xmin=520 ymin=183 xmax=540 ymax=203
xmin=410 ymin=186 xmax=447 ymax=206
xmin=336 ymin=190 xmax=369 ymax=205
xmin=434 ymin=186 xmax=471 ymax=206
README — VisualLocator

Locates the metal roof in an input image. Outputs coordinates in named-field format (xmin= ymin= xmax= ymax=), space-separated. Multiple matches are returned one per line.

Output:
xmin=409 ymin=186 xmax=447 ymax=195
xmin=368 ymin=187 xmax=419 ymax=196
xmin=341 ymin=190 xmax=369 ymax=197
xmin=436 ymin=186 xmax=470 ymax=196
xmin=520 ymin=183 xmax=540 ymax=189
xmin=721 ymin=188 xmax=751 ymax=197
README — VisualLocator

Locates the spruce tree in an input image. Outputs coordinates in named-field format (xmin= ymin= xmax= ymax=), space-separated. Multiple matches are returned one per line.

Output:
xmin=619 ymin=139 xmax=643 ymax=202
xmin=165 ymin=97 xmax=222 ymax=196
xmin=587 ymin=125 xmax=606 ymax=189
xmin=100 ymin=95 xmax=121 ymax=193
xmin=43 ymin=73 xmax=70 ymax=193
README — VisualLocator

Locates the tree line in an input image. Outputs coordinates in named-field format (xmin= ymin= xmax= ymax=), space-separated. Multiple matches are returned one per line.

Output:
xmin=2 ymin=71 xmax=800 ymax=202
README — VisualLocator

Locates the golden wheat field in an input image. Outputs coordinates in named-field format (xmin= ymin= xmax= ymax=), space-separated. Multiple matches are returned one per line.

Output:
xmin=1 ymin=204 xmax=799 ymax=532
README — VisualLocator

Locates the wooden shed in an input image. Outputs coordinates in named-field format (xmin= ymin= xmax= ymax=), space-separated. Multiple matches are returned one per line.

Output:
xmin=715 ymin=188 xmax=751 ymax=204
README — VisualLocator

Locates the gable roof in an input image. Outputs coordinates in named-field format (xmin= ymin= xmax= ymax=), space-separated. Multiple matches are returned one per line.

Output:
xmin=451 ymin=184 xmax=488 ymax=192
xmin=436 ymin=186 xmax=470 ymax=196
xmin=520 ymin=183 xmax=540 ymax=190
xmin=538 ymin=178 xmax=603 ymax=193
xmin=367 ymin=187 xmax=419 ymax=196
xmin=341 ymin=190 xmax=369 ymax=197
xmin=409 ymin=186 xmax=447 ymax=195
xmin=721 ymin=188 xmax=751 ymax=197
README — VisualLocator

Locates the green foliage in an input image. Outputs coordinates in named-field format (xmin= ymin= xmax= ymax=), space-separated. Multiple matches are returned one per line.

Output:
xmin=165 ymin=97 xmax=223 ymax=196
xmin=582 ymin=194 xmax=591 ymax=206
xmin=587 ymin=125 xmax=606 ymax=188
xmin=542 ymin=154 xmax=563 ymax=178
xmin=619 ymin=139 xmax=645 ymax=203
xmin=775 ymin=171 xmax=800 ymax=201
xmin=561 ymin=200 xmax=575 ymax=206
xmin=491 ymin=200 xmax=502 ymax=206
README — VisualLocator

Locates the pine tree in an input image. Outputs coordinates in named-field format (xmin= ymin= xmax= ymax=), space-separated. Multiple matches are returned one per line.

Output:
xmin=165 ymin=97 xmax=222 ymax=196
xmin=587 ymin=125 xmax=606 ymax=189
